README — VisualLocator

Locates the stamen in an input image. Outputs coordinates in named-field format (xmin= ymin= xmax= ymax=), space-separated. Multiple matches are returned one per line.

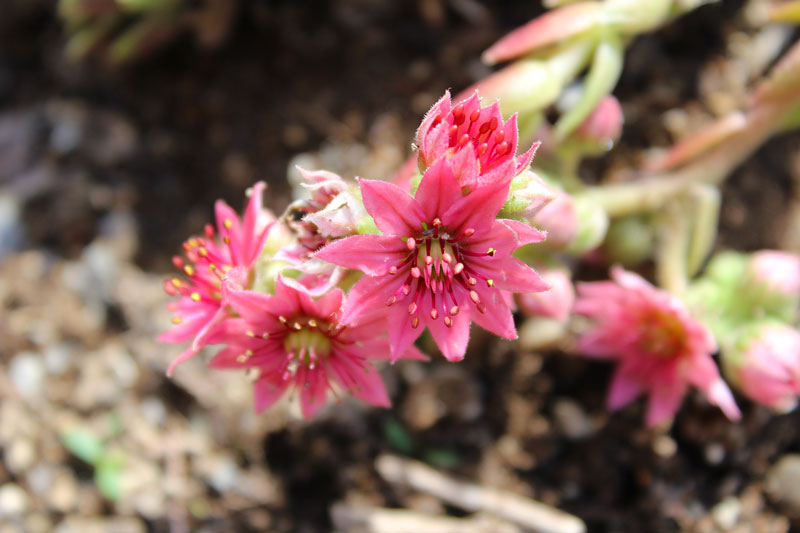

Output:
xmin=495 ymin=130 xmax=505 ymax=144
xmin=477 ymin=143 xmax=488 ymax=157
xmin=172 ymin=256 xmax=185 ymax=269
xmin=389 ymin=266 xmax=398 ymax=274
xmin=223 ymin=219 xmax=233 ymax=229
xmin=308 ymin=319 xmax=317 ymax=328
xmin=495 ymin=142 xmax=509 ymax=155
xmin=408 ymin=302 xmax=417 ymax=315
xmin=430 ymin=309 xmax=439 ymax=319
xmin=459 ymin=133 xmax=470 ymax=147
xmin=204 ymin=224 xmax=215 ymax=238
xmin=449 ymin=305 xmax=459 ymax=316
xmin=444 ymin=316 xmax=452 ymax=328
xmin=469 ymin=110 xmax=480 ymax=123
xmin=246 ymin=331 xmax=255 ymax=337
xmin=453 ymin=104 xmax=465 ymax=124
xmin=487 ymin=279 xmax=494 ymax=287
xmin=411 ymin=267 xmax=421 ymax=278
xmin=190 ymin=292 xmax=201 ymax=302
xmin=406 ymin=238 xmax=416 ymax=251
xmin=487 ymin=247 xmax=496 ymax=256
xmin=184 ymin=265 xmax=195 ymax=277
xmin=442 ymin=252 xmax=452 ymax=264
xmin=470 ymin=290 xmax=480 ymax=304
xmin=411 ymin=316 xmax=420 ymax=328
xmin=453 ymin=262 xmax=464 ymax=275
xmin=172 ymin=316 xmax=183 ymax=324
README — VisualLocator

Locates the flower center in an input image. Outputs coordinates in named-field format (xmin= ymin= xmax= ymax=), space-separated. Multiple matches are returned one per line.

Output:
xmin=385 ymin=218 xmax=498 ymax=329
xmin=635 ymin=310 xmax=688 ymax=360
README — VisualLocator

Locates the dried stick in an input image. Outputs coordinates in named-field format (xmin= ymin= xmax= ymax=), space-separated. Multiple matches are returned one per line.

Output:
xmin=375 ymin=454 xmax=586 ymax=533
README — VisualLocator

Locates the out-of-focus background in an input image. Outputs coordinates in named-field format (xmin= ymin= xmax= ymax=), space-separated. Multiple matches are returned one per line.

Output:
xmin=1 ymin=1 xmax=799 ymax=532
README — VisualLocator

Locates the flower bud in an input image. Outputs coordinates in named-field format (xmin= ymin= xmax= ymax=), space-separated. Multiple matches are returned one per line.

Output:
xmin=481 ymin=2 xmax=603 ymax=65
xmin=748 ymin=250 xmax=800 ymax=297
xmin=500 ymin=170 xmax=557 ymax=219
xmin=572 ymin=95 xmax=624 ymax=155
xmin=724 ymin=322 xmax=800 ymax=412
xmin=517 ymin=267 xmax=574 ymax=322
xmin=528 ymin=189 xmax=579 ymax=249
xmin=567 ymin=197 xmax=609 ymax=255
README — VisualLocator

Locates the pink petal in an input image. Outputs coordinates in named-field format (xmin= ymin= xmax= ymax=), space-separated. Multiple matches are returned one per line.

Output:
xmin=475 ymin=256 xmax=550 ymax=293
xmin=224 ymin=285 xmax=282 ymax=327
xmin=469 ymin=285 xmax=516 ymax=339
xmin=416 ymin=156 xmax=461 ymax=222
xmin=703 ymin=378 xmax=741 ymax=421
xmin=448 ymin=142 xmax=480 ymax=192
xmin=387 ymin=302 xmax=425 ymax=363
xmin=329 ymin=356 xmax=391 ymax=408
xmin=500 ymin=218 xmax=547 ymax=246
xmin=416 ymin=91 xmax=451 ymax=145
xmin=254 ymin=376 xmax=289 ymax=413
xmin=299 ymin=366 xmax=329 ymax=419
xmin=606 ymin=368 xmax=644 ymax=411
xmin=646 ymin=373 xmax=687 ymax=427
xmin=442 ymin=178 xmax=509 ymax=237
xmin=241 ymin=181 xmax=268 ymax=264
xmin=341 ymin=274 xmax=405 ymax=325
xmin=315 ymin=234 xmax=408 ymax=276
xmin=359 ymin=179 xmax=425 ymax=236
xmin=514 ymin=140 xmax=541 ymax=175
xmin=425 ymin=309 xmax=470 ymax=361
xmin=215 ymin=199 xmax=244 ymax=265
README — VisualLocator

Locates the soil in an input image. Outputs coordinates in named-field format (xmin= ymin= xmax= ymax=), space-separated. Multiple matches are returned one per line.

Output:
xmin=1 ymin=1 xmax=799 ymax=532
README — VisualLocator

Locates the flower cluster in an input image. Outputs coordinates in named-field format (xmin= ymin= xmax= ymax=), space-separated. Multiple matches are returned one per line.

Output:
xmin=160 ymin=91 xmax=549 ymax=418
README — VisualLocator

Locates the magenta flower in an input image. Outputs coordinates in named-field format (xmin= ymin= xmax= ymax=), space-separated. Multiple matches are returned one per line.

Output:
xmin=575 ymin=267 xmax=741 ymax=426
xmin=315 ymin=156 xmax=548 ymax=362
xmin=209 ymin=274 xmax=425 ymax=419
xmin=160 ymin=182 xmax=275 ymax=375
xmin=416 ymin=91 xmax=539 ymax=186
xmin=729 ymin=323 xmax=800 ymax=412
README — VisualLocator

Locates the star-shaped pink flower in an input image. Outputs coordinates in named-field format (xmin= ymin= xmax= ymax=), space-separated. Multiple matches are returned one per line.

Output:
xmin=209 ymin=275 xmax=425 ymax=419
xmin=160 ymin=182 xmax=275 ymax=374
xmin=315 ymin=156 xmax=548 ymax=362
xmin=575 ymin=267 xmax=741 ymax=426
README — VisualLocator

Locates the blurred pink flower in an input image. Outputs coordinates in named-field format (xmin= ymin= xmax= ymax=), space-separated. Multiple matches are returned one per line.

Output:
xmin=160 ymin=182 xmax=275 ymax=375
xmin=210 ymin=275 xmax=425 ymax=419
xmin=748 ymin=250 xmax=800 ymax=297
xmin=316 ymin=156 xmax=547 ymax=362
xmin=575 ymin=267 xmax=740 ymax=426
xmin=731 ymin=324 xmax=800 ymax=412
xmin=416 ymin=91 xmax=539 ymax=186
xmin=517 ymin=267 xmax=574 ymax=323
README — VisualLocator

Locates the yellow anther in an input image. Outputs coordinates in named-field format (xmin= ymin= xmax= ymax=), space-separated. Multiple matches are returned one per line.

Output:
xmin=171 ymin=278 xmax=182 ymax=287
xmin=190 ymin=292 xmax=201 ymax=302
xmin=487 ymin=279 xmax=494 ymax=287
xmin=171 ymin=316 xmax=183 ymax=324
xmin=487 ymin=247 xmax=496 ymax=256
xmin=246 ymin=331 xmax=255 ymax=338
xmin=184 ymin=265 xmax=195 ymax=276
xmin=198 ymin=247 xmax=208 ymax=257
xmin=224 ymin=219 xmax=233 ymax=229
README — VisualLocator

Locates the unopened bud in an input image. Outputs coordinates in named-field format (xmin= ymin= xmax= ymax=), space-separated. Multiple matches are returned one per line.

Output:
xmin=573 ymin=95 xmax=624 ymax=155
xmin=723 ymin=322 xmax=800 ymax=412
xmin=517 ymin=267 xmax=574 ymax=322
xmin=500 ymin=170 xmax=557 ymax=218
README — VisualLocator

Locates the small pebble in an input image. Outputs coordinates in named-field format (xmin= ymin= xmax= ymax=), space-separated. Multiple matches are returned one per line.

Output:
xmin=9 ymin=352 xmax=45 ymax=399
xmin=765 ymin=454 xmax=800 ymax=517
xmin=0 ymin=483 xmax=29 ymax=516
xmin=553 ymin=398 xmax=594 ymax=439
xmin=711 ymin=496 xmax=741 ymax=530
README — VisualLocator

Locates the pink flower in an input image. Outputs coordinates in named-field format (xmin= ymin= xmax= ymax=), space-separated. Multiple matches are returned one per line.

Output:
xmin=729 ymin=323 xmax=800 ymax=412
xmin=315 ymin=156 xmax=548 ymax=362
xmin=209 ymin=275 xmax=426 ymax=419
xmin=748 ymin=250 xmax=800 ymax=297
xmin=160 ymin=182 xmax=275 ymax=375
xmin=517 ymin=267 xmax=574 ymax=323
xmin=416 ymin=91 xmax=539 ymax=187
xmin=575 ymin=267 xmax=741 ymax=426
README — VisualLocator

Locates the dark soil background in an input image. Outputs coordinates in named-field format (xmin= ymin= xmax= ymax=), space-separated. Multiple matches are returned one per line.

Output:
xmin=1 ymin=1 xmax=799 ymax=532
